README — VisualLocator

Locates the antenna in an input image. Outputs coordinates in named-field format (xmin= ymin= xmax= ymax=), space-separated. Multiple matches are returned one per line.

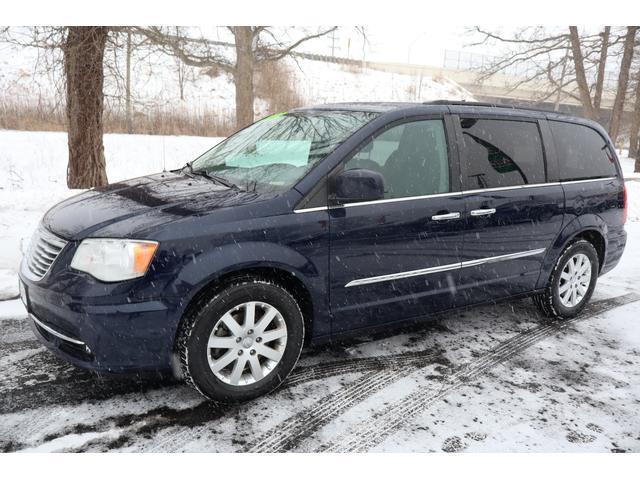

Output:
xmin=162 ymin=136 xmax=166 ymax=172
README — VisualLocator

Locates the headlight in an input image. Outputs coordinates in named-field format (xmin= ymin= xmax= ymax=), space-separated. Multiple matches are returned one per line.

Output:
xmin=70 ymin=239 xmax=159 ymax=282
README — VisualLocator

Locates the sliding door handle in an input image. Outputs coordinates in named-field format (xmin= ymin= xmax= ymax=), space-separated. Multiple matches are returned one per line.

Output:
xmin=431 ymin=212 xmax=461 ymax=221
xmin=470 ymin=208 xmax=496 ymax=217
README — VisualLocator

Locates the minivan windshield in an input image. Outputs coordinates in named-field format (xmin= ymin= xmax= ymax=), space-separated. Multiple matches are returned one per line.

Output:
xmin=190 ymin=110 xmax=378 ymax=193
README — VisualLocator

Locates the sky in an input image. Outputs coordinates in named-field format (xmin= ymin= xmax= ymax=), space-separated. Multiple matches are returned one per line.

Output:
xmin=333 ymin=26 xmax=478 ymax=65
xmin=294 ymin=26 xmax=484 ymax=67
xmin=193 ymin=26 xmax=491 ymax=68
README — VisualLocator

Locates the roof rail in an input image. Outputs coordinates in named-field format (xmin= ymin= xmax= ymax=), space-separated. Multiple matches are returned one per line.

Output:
xmin=423 ymin=100 xmax=558 ymax=115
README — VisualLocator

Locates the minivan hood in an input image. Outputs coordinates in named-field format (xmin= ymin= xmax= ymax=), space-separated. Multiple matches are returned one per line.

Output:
xmin=43 ymin=172 xmax=269 ymax=239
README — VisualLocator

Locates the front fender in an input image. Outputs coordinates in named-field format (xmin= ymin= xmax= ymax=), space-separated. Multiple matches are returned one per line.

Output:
xmin=536 ymin=213 xmax=608 ymax=289
xmin=169 ymin=240 xmax=329 ymax=337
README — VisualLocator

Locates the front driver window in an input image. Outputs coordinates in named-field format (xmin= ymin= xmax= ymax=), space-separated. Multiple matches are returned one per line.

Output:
xmin=344 ymin=119 xmax=450 ymax=200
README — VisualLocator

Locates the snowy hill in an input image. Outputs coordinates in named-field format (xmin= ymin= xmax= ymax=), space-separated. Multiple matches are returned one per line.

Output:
xmin=0 ymin=39 xmax=474 ymax=125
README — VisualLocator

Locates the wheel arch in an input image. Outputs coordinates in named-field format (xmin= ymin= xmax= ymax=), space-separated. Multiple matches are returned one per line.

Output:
xmin=183 ymin=265 xmax=315 ymax=342
xmin=537 ymin=214 xmax=608 ymax=289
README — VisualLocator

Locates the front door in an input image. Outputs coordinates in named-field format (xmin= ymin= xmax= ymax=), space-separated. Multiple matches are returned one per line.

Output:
xmin=455 ymin=116 xmax=565 ymax=305
xmin=328 ymin=117 xmax=465 ymax=334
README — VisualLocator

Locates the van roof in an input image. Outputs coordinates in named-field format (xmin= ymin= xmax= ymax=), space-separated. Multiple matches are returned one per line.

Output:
xmin=295 ymin=101 xmax=602 ymax=130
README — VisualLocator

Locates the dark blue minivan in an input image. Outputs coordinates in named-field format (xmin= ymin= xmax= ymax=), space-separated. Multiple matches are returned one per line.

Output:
xmin=19 ymin=101 xmax=627 ymax=402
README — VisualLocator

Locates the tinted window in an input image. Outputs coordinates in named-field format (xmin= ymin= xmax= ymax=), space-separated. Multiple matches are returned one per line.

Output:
xmin=460 ymin=118 xmax=545 ymax=189
xmin=550 ymin=121 xmax=618 ymax=181
xmin=344 ymin=119 xmax=449 ymax=199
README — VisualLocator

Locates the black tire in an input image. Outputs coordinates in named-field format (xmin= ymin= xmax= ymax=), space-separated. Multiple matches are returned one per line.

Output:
xmin=533 ymin=239 xmax=599 ymax=319
xmin=177 ymin=279 xmax=305 ymax=403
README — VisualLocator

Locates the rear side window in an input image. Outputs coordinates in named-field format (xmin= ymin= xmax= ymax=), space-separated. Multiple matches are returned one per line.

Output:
xmin=550 ymin=121 xmax=618 ymax=181
xmin=459 ymin=118 xmax=545 ymax=189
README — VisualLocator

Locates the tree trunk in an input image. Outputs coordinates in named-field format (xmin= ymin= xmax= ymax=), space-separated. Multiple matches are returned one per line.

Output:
xmin=234 ymin=26 xmax=255 ymax=129
xmin=63 ymin=26 xmax=109 ymax=188
xmin=125 ymin=29 xmax=133 ymax=134
xmin=609 ymin=26 xmax=637 ymax=144
xmin=593 ymin=26 xmax=610 ymax=113
xmin=175 ymin=27 xmax=185 ymax=101
xmin=554 ymin=46 xmax=570 ymax=111
xmin=569 ymin=26 xmax=598 ymax=120
xmin=630 ymin=73 xmax=640 ymax=168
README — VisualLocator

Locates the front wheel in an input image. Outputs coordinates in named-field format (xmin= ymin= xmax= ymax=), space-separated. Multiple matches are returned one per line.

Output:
xmin=533 ymin=239 xmax=599 ymax=319
xmin=177 ymin=279 xmax=305 ymax=403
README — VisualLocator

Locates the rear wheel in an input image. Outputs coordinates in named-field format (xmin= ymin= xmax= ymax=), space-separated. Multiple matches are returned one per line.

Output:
xmin=533 ymin=239 xmax=599 ymax=319
xmin=177 ymin=279 xmax=305 ymax=402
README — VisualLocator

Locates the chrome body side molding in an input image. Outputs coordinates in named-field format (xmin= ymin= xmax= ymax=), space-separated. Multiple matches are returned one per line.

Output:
xmin=293 ymin=177 xmax=618 ymax=214
xmin=345 ymin=248 xmax=546 ymax=287
xmin=31 ymin=314 xmax=86 ymax=346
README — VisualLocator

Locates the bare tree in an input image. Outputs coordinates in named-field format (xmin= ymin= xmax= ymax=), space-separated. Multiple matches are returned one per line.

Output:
xmin=593 ymin=26 xmax=611 ymax=111
xmin=63 ymin=27 xmax=109 ymax=188
xmin=175 ymin=27 xmax=188 ymax=101
xmin=0 ymin=27 xmax=111 ymax=187
xmin=608 ymin=26 xmax=637 ymax=144
xmin=569 ymin=26 xmax=598 ymax=119
xmin=469 ymin=26 xmax=625 ymax=121
xmin=629 ymin=71 xmax=640 ymax=165
xmin=136 ymin=26 xmax=337 ymax=128
xmin=125 ymin=28 xmax=133 ymax=133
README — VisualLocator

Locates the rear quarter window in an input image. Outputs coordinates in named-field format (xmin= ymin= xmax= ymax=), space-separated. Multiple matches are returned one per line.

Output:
xmin=459 ymin=118 xmax=546 ymax=189
xmin=550 ymin=121 xmax=618 ymax=181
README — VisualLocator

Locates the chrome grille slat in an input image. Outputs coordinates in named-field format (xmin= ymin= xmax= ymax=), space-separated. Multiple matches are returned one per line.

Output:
xmin=36 ymin=241 xmax=60 ymax=253
xmin=30 ymin=256 xmax=50 ymax=272
xmin=34 ymin=245 xmax=57 ymax=261
xmin=41 ymin=237 xmax=67 ymax=250
xmin=22 ymin=225 xmax=68 ymax=281
xmin=28 ymin=255 xmax=49 ymax=272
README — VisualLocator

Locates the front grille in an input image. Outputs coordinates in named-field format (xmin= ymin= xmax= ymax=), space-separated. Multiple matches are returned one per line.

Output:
xmin=23 ymin=226 xmax=68 ymax=281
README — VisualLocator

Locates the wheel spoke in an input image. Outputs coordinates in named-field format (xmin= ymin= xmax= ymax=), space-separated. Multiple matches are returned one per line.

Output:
xmin=221 ymin=312 xmax=244 ymax=337
xmin=209 ymin=349 xmax=237 ymax=373
xmin=229 ymin=356 xmax=247 ymax=385
xmin=244 ymin=302 xmax=257 ymax=329
xmin=560 ymin=271 xmax=571 ymax=282
xmin=256 ymin=344 xmax=283 ymax=362
xmin=577 ymin=283 xmax=588 ymax=295
xmin=577 ymin=263 xmax=590 ymax=277
xmin=261 ymin=327 xmax=287 ymax=344
xmin=558 ymin=281 xmax=571 ymax=294
xmin=570 ymin=287 xmax=577 ymax=306
xmin=254 ymin=305 xmax=279 ymax=334
xmin=248 ymin=355 xmax=264 ymax=382
xmin=207 ymin=336 xmax=238 ymax=350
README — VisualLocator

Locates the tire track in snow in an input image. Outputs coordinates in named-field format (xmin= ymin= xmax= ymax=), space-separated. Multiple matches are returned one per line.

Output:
xmin=283 ymin=348 xmax=443 ymax=388
xmin=319 ymin=293 xmax=640 ymax=452
xmin=143 ymin=349 xmax=445 ymax=453
xmin=245 ymin=351 xmax=445 ymax=453
xmin=2 ymin=344 xmax=441 ymax=451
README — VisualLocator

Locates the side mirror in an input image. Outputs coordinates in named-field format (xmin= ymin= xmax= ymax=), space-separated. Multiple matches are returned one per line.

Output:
xmin=331 ymin=168 xmax=385 ymax=204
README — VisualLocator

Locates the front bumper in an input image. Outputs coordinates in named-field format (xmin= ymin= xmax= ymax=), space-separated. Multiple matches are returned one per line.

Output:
xmin=20 ymin=271 xmax=181 ymax=373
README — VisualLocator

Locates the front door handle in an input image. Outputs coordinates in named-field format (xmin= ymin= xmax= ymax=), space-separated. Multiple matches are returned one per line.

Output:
xmin=470 ymin=208 xmax=496 ymax=217
xmin=431 ymin=212 xmax=461 ymax=221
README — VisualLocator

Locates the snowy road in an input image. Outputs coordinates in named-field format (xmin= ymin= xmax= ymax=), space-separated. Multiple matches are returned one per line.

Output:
xmin=2 ymin=226 xmax=640 ymax=452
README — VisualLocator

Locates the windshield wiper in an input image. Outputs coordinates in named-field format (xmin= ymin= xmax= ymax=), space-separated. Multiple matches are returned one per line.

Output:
xmin=183 ymin=162 xmax=240 ymax=190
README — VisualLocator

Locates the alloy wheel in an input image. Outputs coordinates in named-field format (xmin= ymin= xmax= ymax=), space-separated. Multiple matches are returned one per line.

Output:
xmin=557 ymin=253 xmax=592 ymax=308
xmin=206 ymin=301 xmax=288 ymax=386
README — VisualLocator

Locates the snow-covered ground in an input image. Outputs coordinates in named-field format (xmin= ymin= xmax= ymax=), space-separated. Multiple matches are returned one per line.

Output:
xmin=0 ymin=130 xmax=639 ymax=452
